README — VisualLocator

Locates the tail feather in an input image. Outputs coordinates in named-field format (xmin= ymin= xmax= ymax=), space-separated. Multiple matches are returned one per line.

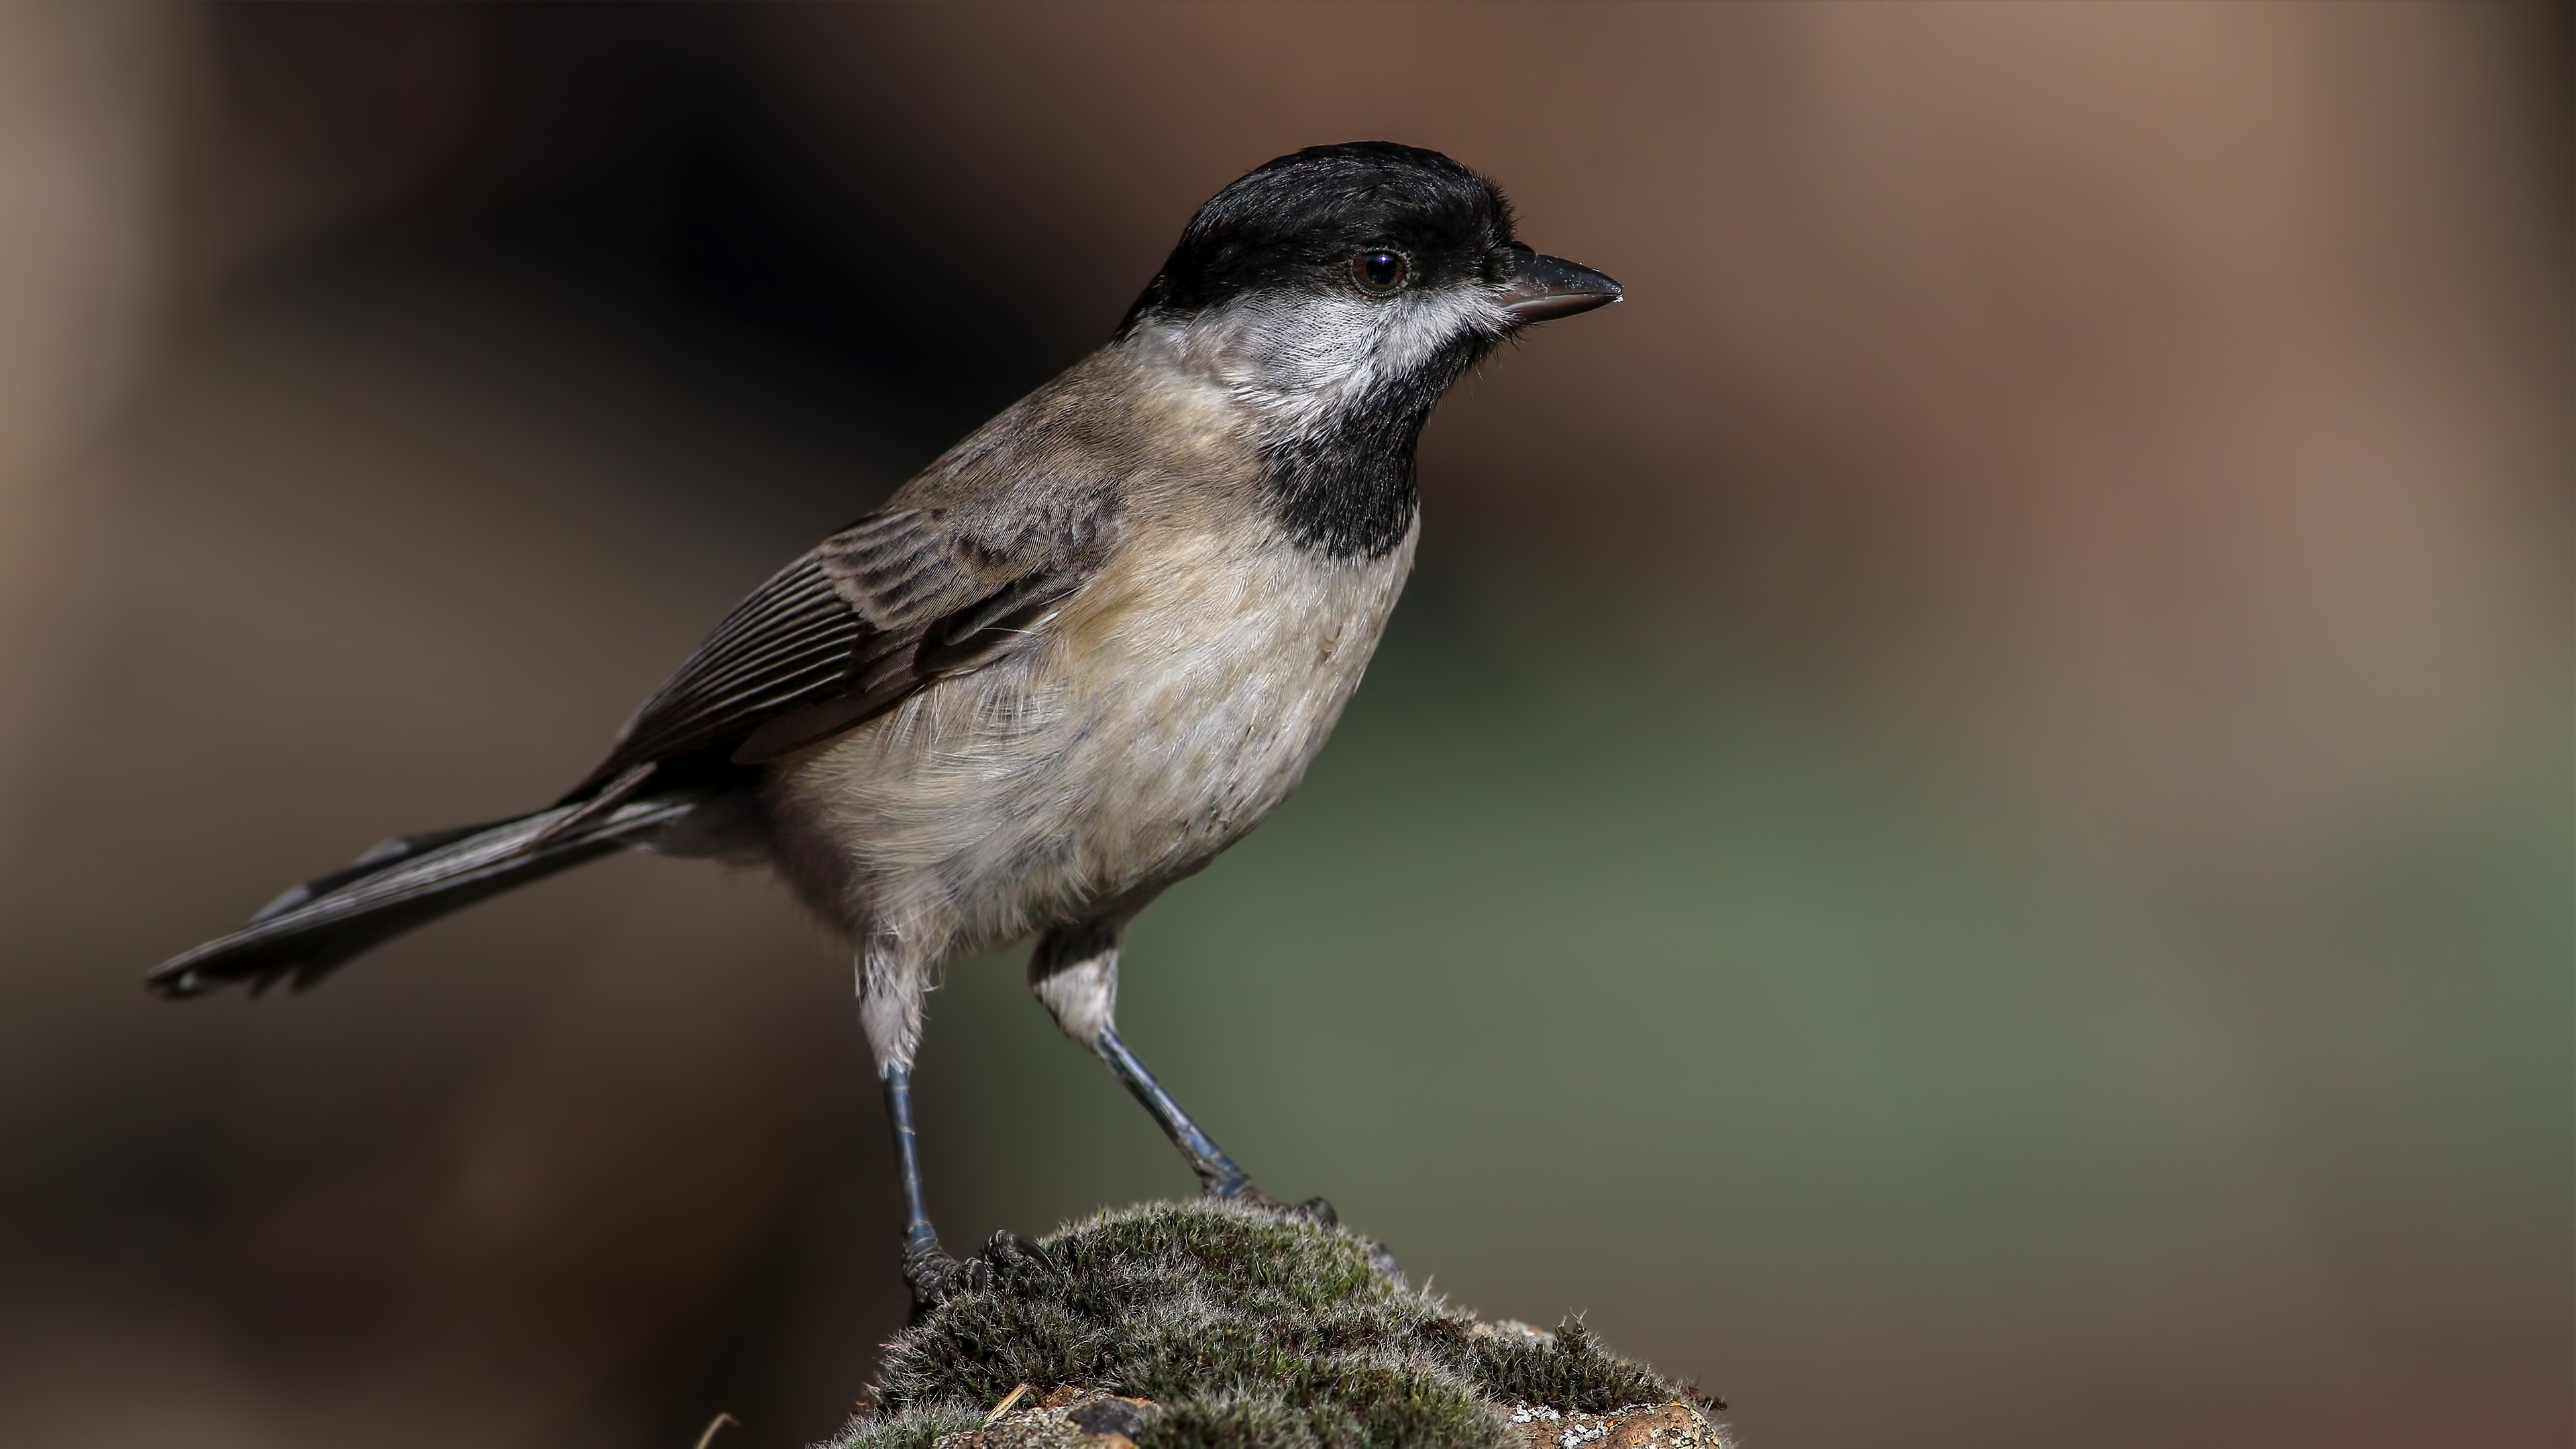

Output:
xmin=149 ymin=796 xmax=694 ymax=999
xmin=248 ymin=819 xmax=516 ymax=924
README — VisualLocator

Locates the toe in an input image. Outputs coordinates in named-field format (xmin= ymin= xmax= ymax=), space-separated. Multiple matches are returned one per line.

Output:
xmin=984 ymin=1228 xmax=1065 ymax=1279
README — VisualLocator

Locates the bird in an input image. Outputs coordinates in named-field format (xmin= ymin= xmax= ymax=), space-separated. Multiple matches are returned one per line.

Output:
xmin=149 ymin=141 xmax=1622 ymax=1307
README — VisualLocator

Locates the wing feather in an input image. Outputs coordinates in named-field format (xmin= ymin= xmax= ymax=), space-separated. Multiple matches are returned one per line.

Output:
xmin=565 ymin=506 xmax=1090 ymax=797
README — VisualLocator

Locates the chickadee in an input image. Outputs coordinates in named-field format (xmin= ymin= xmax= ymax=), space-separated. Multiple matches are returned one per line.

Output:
xmin=151 ymin=142 xmax=1621 ymax=1305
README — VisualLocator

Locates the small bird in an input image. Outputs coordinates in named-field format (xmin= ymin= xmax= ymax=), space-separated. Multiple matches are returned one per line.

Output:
xmin=151 ymin=142 xmax=1621 ymax=1305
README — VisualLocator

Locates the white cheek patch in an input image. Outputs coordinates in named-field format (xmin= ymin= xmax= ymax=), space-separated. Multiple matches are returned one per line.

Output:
xmin=1182 ymin=285 xmax=1510 ymax=443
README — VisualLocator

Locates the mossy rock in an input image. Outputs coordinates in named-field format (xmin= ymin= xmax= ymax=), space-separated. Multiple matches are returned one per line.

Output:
xmin=826 ymin=1199 xmax=1721 ymax=1449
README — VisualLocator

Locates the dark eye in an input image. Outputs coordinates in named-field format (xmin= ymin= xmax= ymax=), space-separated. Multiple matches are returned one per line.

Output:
xmin=1351 ymin=249 xmax=1409 ymax=295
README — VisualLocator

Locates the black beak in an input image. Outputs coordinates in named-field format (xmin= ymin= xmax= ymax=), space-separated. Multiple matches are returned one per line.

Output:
xmin=1498 ymin=244 xmax=1623 ymax=324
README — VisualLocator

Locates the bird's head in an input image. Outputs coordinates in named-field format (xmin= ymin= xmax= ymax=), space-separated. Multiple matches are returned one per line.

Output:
xmin=1122 ymin=142 xmax=1621 ymax=443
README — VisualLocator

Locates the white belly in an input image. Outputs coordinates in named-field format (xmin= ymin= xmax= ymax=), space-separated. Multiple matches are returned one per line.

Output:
xmin=765 ymin=519 xmax=1417 ymax=967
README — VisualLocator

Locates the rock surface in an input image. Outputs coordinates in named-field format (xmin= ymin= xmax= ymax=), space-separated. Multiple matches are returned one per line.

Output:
xmin=1496 ymin=1402 xmax=1719 ymax=1449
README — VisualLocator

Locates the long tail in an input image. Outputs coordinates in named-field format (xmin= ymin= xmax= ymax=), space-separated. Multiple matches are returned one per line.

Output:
xmin=148 ymin=796 xmax=696 ymax=999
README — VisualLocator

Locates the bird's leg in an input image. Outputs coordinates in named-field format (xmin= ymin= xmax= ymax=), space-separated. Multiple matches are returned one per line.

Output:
xmin=865 ymin=943 xmax=1054 ymax=1315
xmin=1027 ymin=924 xmax=1393 ymax=1275
xmin=1096 ymin=1023 xmax=1254 ymax=1197
xmin=879 ymin=1063 xmax=943 ymax=1270
xmin=879 ymin=1063 xmax=1056 ymax=1313
xmin=1029 ymin=922 xmax=1264 ymax=1201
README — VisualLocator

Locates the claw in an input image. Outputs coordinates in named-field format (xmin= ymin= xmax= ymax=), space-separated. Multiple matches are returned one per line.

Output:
xmin=906 ymin=1228 xmax=1063 ymax=1317
xmin=1363 ymin=1236 xmax=1404 ymax=1286
xmin=981 ymin=1228 xmax=1065 ymax=1280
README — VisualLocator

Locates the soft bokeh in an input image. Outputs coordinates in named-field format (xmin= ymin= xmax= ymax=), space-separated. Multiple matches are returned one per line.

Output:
xmin=0 ymin=5 xmax=2563 ymax=1448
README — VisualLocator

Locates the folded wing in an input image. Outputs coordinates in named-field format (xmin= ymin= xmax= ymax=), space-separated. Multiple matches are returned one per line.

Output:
xmin=568 ymin=506 xmax=1087 ymax=800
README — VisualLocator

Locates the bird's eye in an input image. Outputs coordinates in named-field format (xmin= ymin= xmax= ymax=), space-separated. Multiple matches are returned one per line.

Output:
xmin=1351 ymin=249 xmax=1409 ymax=295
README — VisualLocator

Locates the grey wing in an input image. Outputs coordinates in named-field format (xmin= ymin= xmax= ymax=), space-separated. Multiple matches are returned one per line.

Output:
xmin=567 ymin=508 xmax=1083 ymax=799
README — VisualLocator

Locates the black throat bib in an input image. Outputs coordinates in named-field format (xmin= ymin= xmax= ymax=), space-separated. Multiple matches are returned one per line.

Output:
xmin=1259 ymin=335 xmax=1489 ymax=561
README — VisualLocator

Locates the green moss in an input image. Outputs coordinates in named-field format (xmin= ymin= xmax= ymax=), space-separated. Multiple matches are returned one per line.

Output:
xmin=1454 ymin=1319 xmax=1676 ymax=1413
xmin=827 ymin=1200 xmax=1692 ymax=1449
xmin=831 ymin=1399 xmax=984 ymax=1449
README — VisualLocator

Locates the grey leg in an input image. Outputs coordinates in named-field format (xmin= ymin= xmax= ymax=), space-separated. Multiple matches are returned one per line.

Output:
xmin=865 ymin=943 xmax=1055 ymax=1313
xmin=1098 ymin=1023 xmax=1254 ymax=1197
xmin=881 ymin=1065 xmax=942 ymax=1265
xmin=1029 ymin=922 xmax=1252 ymax=1197
xmin=878 ymin=1063 xmax=1057 ymax=1311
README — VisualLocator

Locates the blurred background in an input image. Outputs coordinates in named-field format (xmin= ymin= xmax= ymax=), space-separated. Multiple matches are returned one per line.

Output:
xmin=0 ymin=5 xmax=2565 ymax=1447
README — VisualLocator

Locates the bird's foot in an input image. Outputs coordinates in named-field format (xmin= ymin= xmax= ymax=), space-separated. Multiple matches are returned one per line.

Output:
xmin=904 ymin=1228 xmax=1060 ymax=1318
xmin=1203 ymin=1175 xmax=1338 ymax=1225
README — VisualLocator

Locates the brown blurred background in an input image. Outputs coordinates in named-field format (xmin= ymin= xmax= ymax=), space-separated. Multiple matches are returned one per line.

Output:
xmin=0 ymin=5 xmax=2565 ymax=1447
